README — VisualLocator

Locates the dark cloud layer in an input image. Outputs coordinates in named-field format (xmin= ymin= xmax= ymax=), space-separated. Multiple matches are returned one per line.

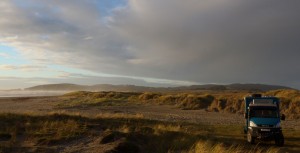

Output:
xmin=0 ymin=0 xmax=300 ymax=88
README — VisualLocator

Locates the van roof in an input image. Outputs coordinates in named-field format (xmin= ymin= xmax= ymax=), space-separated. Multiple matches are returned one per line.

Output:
xmin=249 ymin=103 xmax=277 ymax=107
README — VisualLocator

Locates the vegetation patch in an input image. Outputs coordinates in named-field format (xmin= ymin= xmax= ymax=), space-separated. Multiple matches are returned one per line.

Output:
xmin=176 ymin=94 xmax=215 ymax=110
xmin=1 ymin=113 xmax=294 ymax=153
xmin=58 ymin=89 xmax=300 ymax=119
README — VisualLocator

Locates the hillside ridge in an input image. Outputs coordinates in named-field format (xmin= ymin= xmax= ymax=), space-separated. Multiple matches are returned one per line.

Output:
xmin=25 ymin=83 xmax=293 ymax=92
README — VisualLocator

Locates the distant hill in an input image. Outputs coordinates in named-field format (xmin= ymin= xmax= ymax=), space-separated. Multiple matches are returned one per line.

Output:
xmin=178 ymin=83 xmax=292 ymax=91
xmin=25 ymin=83 xmax=157 ymax=92
xmin=227 ymin=83 xmax=291 ymax=91
xmin=25 ymin=83 xmax=88 ymax=91
xmin=24 ymin=83 xmax=293 ymax=92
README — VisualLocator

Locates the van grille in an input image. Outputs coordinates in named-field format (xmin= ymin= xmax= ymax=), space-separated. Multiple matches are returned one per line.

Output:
xmin=257 ymin=124 xmax=273 ymax=127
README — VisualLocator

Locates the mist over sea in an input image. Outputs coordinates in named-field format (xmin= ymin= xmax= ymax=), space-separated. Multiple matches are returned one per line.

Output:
xmin=0 ymin=90 xmax=67 ymax=97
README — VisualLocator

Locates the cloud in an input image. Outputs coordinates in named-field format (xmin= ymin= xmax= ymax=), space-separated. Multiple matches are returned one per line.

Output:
xmin=0 ymin=64 xmax=46 ymax=71
xmin=83 ymin=36 xmax=93 ymax=40
xmin=55 ymin=71 xmax=88 ymax=79
xmin=0 ymin=52 xmax=11 ymax=58
xmin=0 ymin=64 xmax=15 ymax=70
xmin=0 ymin=0 xmax=300 ymax=88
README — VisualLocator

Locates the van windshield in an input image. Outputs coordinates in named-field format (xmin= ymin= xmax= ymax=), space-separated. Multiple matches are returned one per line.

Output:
xmin=249 ymin=107 xmax=279 ymax=118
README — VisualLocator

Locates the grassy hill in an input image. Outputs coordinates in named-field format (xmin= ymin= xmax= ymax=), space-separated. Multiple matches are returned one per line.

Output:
xmin=25 ymin=83 xmax=87 ymax=91
xmin=25 ymin=83 xmax=292 ymax=92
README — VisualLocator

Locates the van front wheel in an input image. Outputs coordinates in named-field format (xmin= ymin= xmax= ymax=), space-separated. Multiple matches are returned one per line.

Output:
xmin=247 ymin=131 xmax=255 ymax=144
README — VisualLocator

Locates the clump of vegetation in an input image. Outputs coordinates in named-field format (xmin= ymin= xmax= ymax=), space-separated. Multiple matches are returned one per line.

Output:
xmin=58 ymin=91 xmax=141 ymax=107
xmin=156 ymin=95 xmax=179 ymax=105
xmin=208 ymin=96 xmax=245 ymax=114
xmin=138 ymin=92 xmax=161 ymax=101
xmin=176 ymin=94 xmax=215 ymax=110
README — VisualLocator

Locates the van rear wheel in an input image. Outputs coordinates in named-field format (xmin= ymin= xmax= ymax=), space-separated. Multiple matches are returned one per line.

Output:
xmin=247 ymin=131 xmax=255 ymax=144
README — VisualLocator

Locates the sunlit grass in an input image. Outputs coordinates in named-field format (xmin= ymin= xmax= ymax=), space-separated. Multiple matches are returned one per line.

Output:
xmin=0 ymin=113 xmax=296 ymax=153
xmin=58 ymin=89 xmax=300 ymax=119
xmin=188 ymin=140 xmax=280 ymax=153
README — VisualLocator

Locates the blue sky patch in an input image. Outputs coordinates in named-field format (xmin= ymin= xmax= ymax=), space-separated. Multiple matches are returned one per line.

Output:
xmin=0 ymin=45 xmax=29 ymax=65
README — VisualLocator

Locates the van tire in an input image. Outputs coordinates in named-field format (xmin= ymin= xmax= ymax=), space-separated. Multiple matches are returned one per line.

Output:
xmin=247 ymin=131 xmax=255 ymax=144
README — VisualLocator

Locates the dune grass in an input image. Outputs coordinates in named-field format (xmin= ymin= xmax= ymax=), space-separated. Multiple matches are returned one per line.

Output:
xmin=58 ymin=89 xmax=300 ymax=119
xmin=0 ymin=113 xmax=296 ymax=153
xmin=190 ymin=140 xmax=280 ymax=153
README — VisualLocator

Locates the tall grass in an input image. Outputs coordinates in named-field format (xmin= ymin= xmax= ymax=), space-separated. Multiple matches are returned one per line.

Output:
xmin=189 ymin=141 xmax=280 ymax=153
xmin=58 ymin=89 xmax=300 ymax=119
xmin=0 ymin=113 xmax=287 ymax=153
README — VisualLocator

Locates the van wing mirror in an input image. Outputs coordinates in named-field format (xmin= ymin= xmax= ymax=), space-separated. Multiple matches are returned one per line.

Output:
xmin=281 ymin=114 xmax=285 ymax=121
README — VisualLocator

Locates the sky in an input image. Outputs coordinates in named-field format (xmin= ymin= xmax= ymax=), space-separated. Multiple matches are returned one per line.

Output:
xmin=0 ymin=0 xmax=300 ymax=89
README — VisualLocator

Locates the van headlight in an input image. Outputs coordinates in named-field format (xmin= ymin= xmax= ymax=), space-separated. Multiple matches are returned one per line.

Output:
xmin=250 ymin=121 xmax=257 ymax=127
xmin=275 ymin=122 xmax=281 ymax=128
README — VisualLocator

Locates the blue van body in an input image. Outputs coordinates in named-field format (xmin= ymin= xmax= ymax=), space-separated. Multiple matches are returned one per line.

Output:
xmin=244 ymin=95 xmax=284 ymax=146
